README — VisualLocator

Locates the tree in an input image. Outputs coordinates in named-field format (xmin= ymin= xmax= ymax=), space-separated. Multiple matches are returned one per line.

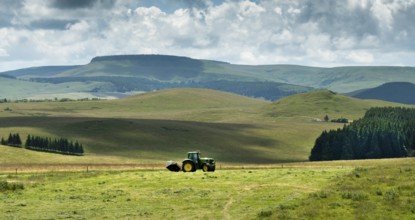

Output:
xmin=324 ymin=115 xmax=329 ymax=122
xmin=25 ymin=135 xmax=31 ymax=147
xmin=14 ymin=133 xmax=22 ymax=146
xmin=7 ymin=133 xmax=13 ymax=145
xmin=310 ymin=107 xmax=415 ymax=161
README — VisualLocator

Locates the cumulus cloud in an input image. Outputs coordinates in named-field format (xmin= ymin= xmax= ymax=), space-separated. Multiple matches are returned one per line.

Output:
xmin=0 ymin=0 xmax=415 ymax=71
xmin=49 ymin=0 xmax=114 ymax=9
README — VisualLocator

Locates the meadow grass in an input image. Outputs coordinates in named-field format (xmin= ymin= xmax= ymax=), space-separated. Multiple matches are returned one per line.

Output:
xmin=0 ymin=158 xmax=413 ymax=219
xmin=266 ymin=90 xmax=410 ymax=120
xmin=0 ymin=166 xmax=349 ymax=219
xmin=0 ymin=89 xmax=347 ymax=164
xmin=0 ymin=88 xmax=412 ymax=165
xmin=272 ymin=162 xmax=415 ymax=219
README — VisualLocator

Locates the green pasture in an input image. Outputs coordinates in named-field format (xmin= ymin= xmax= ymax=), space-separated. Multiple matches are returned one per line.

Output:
xmin=0 ymin=158 xmax=414 ymax=219
xmin=0 ymin=88 xmax=410 ymax=164
xmin=266 ymin=90 xmax=409 ymax=120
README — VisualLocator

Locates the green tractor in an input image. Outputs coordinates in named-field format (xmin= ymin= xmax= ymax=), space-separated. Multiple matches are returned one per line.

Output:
xmin=166 ymin=151 xmax=216 ymax=172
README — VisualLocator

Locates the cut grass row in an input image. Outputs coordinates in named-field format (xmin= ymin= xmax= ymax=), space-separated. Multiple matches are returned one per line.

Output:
xmin=0 ymin=158 xmax=413 ymax=219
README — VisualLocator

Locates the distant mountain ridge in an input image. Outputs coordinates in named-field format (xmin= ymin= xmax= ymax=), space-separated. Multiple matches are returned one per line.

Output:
xmin=0 ymin=65 xmax=80 ymax=79
xmin=1 ymin=54 xmax=415 ymax=100
xmin=348 ymin=82 xmax=415 ymax=104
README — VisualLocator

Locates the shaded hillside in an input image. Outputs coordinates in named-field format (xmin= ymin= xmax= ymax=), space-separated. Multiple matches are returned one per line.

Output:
xmin=66 ymin=55 xmax=204 ymax=80
xmin=2 ymin=54 xmax=415 ymax=100
xmin=0 ymin=88 xmax=334 ymax=164
xmin=0 ymin=65 xmax=80 ymax=79
xmin=1 ymin=88 xmax=411 ymax=164
xmin=33 ymin=76 xmax=313 ymax=101
xmin=348 ymin=82 xmax=415 ymax=104
xmin=52 ymin=55 xmax=415 ymax=93
xmin=203 ymin=64 xmax=415 ymax=92
xmin=46 ymin=55 xmax=315 ymax=100
xmin=0 ymin=76 xmax=108 ymax=100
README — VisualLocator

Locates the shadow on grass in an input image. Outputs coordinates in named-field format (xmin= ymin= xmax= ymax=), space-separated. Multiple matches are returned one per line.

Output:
xmin=0 ymin=117 xmax=286 ymax=164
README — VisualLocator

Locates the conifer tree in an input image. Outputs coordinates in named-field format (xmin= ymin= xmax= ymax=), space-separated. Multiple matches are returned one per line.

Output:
xmin=25 ymin=135 xmax=31 ymax=148
xmin=7 ymin=133 xmax=13 ymax=145
xmin=310 ymin=107 xmax=413 ymax=161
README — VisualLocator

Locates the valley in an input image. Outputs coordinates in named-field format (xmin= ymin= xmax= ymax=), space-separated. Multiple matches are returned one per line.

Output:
xmin=1 ymin=56 xmax=414 ymax=220
xmin=0 ymin=88 xmax=409 ymax=165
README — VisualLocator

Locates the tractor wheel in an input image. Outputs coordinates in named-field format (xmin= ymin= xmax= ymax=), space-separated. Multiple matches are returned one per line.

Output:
xmin=182 ymin=161 xmax=195 ymax=172
xmin=202 ymin=164 xmax=209 ymax=172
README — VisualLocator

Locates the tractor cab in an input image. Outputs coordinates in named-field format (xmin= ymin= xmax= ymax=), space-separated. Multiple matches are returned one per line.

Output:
xmin=187 ymin=151 xmax=200 ymax=167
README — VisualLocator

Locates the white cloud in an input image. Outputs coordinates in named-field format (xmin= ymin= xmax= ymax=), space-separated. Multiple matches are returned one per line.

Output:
xmin=0 ymin=48 xmax=8 ymax=57
xmin=0 ymin=0 xmax=415 ymax=71
xmin=238 ymin=0 xmax=265 ymax=16
xmin=334 ymin=36 xmax=357 ymax=50
xmin=346 ymin=51 xmax=374 ymax=64
xmin=348 ymin=0 xmax=369 ymax=9
xmin=274 ymin=7 xmax=282 ymax=15
xmin=370 ymin=0 xmax=394 ymax=30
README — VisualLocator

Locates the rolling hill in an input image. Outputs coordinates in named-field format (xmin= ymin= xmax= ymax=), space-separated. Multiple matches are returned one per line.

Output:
xmin=0 ymin=75 xmax=111 ymax=100
xmin=0 ymin=65 xmax=80 ymax=79
xmin=1 ymin=88 xmax=410 ymax=165
xmin=2 ymin=54 xmax=415 ymax=100
xmin=347 ymin=82 xmax=415 ymax=104
xmin=265 ymin=90 xmax=411 ymax=121
xmin=0 ymin=55 xmax=314 ymax=100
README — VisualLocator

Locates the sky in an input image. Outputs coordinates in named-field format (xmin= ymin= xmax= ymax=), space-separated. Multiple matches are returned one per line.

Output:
xmin=0 ymin=0 xmax=415 ymax=72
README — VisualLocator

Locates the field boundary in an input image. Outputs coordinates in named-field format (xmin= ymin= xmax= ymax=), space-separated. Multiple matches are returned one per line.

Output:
xmin=1 ymin=158 xmax=413 ymax=173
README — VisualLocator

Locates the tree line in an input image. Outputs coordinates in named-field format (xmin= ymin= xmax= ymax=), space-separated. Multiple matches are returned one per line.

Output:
xmin=310 ymin=107 xmax=415 ymax=161
xmin=1 ymin=133 xmax=84 ymax=156
xmin=1 ymin=133 xmax=22 ymax=147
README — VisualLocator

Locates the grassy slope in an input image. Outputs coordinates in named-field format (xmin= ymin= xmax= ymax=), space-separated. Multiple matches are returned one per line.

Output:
xmin=0 ymin=88 xmax=411 ymax=165
xmin=350 ymin=82 xmax=415 ymax=104
xmin=0 ymin=76 xmax=110 ymax=100
xmin=0 ymin=145 xmax=145 ymax=165
xmin=0 ymin=158 xmax=413 ymax=219
xmin=266 ymin=90 xmax=409 ymax=120
xmin=0 ymin=65 xmax=80 ymax=79
xmin=204 ymin=63 xmax=415 ymax=93
xmin=0 ymin=88 xmax=266 ymax=121
xmin=273 ymin=159 xmax=415 ymax=219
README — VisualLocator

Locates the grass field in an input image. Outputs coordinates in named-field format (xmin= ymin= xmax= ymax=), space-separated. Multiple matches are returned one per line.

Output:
xmin=266 ymin=90 xmax=409 ymax=120
xmin=0 ymin=88 xmax=414 ymax=219
xmin=0 ymin=158 xmax=413 ymax=219
xmin=0 ymin=88 xmax=411 ymax=165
